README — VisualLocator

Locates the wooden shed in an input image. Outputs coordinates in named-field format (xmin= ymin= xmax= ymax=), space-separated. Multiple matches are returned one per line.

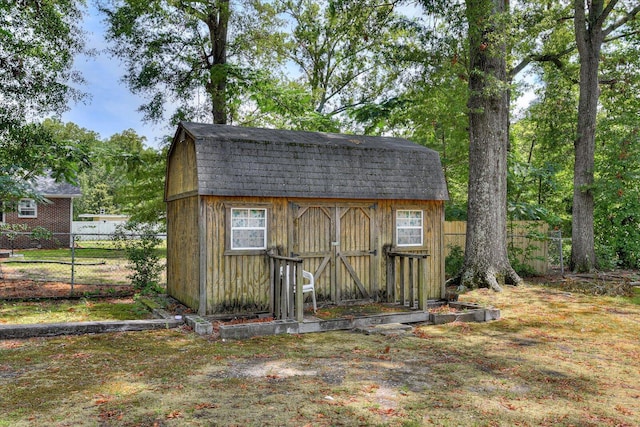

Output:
xmin=165 ymin=122 xmax=449 ymax=316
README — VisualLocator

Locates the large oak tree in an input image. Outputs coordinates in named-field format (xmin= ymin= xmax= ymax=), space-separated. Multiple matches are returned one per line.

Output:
xmin=571 ymin=0 xmax=640 ymax=272
xmin=457 ymin=0 xmax=521 ymax=290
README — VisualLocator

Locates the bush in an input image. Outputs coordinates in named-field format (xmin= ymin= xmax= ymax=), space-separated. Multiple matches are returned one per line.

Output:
xmin=113 ymin=222 xmax=164 ymax=295
xmin=445 ymin=245 xmax=464 ymax=278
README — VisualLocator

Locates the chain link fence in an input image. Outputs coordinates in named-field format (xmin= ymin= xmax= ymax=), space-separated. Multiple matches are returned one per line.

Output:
xmin=547 ymin=229 xmax=568 ymax=275
xmin=0 ymin=232 xmax=166 ymax=296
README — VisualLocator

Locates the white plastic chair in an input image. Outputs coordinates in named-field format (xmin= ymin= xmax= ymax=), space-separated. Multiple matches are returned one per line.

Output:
xmin=301 ymin=270 xmax=317 ymax=313
xmin=280 ymin=266 xmax=317 ymax=313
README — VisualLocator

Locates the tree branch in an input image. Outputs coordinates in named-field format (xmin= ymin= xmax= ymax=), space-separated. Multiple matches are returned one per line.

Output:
xmin=597 ymin=0 xmax=619 ymax=31
xmin=603 ymin=4 xmax=640 ymax=38
xmin=509 ymin=45 xmax=576 ymax=80
xmin=604 ymin=29 xmax=640 ymax=43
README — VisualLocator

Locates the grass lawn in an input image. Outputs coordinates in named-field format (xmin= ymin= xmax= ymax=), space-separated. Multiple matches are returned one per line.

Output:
xmin=1 ymin=282 xmax=639 ymax=426
xmin=0 ymin=298 xmax=151 ymax=324
xmin=1 ymin=245 xmax=166 ymax=286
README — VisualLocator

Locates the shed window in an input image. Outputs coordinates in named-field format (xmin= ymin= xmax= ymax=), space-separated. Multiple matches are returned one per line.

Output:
xmin=396 ymin=210 xmax=423 ymax=247
xmin=230 ymin=208 xmax=267 ymax=250
xmin=18 ymin=199 xmax=37 ymax=218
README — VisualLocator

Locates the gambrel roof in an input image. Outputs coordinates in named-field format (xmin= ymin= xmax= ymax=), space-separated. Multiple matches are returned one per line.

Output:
xmin=170 ymin=122 xmax=449 ymax=201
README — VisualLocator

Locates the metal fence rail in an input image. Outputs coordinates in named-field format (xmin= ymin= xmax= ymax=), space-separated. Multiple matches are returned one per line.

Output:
xmin=0 ymin=232 xmax=167 ymax=293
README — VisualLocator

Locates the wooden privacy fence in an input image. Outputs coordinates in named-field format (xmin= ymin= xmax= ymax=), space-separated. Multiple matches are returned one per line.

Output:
xmin=444 ymin=221 xmax=550 ymax=274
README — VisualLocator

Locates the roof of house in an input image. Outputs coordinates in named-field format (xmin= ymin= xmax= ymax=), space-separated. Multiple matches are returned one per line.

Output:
xmin=31 ymin=175 xmax=82 ymax=198
xmin=173 ymin=122 xmax=449 ymax=201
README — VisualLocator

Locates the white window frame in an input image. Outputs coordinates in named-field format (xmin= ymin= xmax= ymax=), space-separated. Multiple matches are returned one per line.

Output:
xmin=18 ymin=199 xmax=37 ymax=218
xmin=230 ymin=208 xmax=267 ymax=250
xmin=396 ymin=209 xmax=423 ymax=247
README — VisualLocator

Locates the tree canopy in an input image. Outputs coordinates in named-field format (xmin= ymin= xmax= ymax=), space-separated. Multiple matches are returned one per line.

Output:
xmin=0 ymin=0 xmax=89 ymax=203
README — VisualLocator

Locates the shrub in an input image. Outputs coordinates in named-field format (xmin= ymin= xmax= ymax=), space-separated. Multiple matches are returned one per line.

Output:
xmin=113 ymin=222 xmax=164 ymax=295
xmin=445 ymin=245 xmax=465 ymax=278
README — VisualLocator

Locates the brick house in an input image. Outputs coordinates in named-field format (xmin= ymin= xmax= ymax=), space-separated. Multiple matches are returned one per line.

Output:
xmin=0 ymin=176 xmax=81 ymax=249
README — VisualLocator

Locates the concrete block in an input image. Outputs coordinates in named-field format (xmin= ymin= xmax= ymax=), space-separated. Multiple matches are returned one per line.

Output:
xmin=184 ymin=314 xmax=214 ymax=335
xmin=0 ymin=319 xmax=183 ymax=340
xmin=485 ymin=308 xmax=501 ymax=321
xmin=219 ymin=320 xmax=298 ymax=340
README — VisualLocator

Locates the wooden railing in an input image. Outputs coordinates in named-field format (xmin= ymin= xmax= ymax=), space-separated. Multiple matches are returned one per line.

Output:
xmin=385 ymin=250 xmax=429 ymax=310
xmin=267 ymin=249 xmax=304 ymax=321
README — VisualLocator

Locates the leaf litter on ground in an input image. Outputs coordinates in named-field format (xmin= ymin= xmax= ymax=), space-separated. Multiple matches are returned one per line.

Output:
xmin=1 ymin=278 xmax=639 ymax=426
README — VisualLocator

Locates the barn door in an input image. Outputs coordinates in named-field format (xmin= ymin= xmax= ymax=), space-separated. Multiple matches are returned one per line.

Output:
xmin=292 ymin=205 xmax=335 ymax=302
xmin=292 ymin=203 xmax=377 ymax=304
xmin=336 ymin=206 xmax=377 ymax=301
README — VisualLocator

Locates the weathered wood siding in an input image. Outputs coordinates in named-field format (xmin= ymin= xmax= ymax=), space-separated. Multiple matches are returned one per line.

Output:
xmin=168 ymin=194 xmax=445 ymax=314
xmin=202 ymin=196 xmax=289 ymax=313
xmin=377 ymin=200 xmax=445 ymax=301
xmin=166 ymin=196 xmax=200 ymax=310
xmin=166 ymin=135 xmax=198 ymax=200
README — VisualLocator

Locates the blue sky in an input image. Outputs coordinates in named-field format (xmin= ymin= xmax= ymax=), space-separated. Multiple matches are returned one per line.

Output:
xmin=61 ymin=5 xmax=171 ymax=148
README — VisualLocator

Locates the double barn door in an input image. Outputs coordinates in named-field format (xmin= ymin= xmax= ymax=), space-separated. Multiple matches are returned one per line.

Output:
xmin=291 ymin=204 xmax=378 ymax=303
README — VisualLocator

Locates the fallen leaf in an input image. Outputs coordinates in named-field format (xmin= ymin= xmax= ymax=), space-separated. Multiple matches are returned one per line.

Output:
xmin=166 ymin=410 xmax=182 ymax=419
xmin=615 ymin=405 xmax=634 ymax=416
xmin=195 ymin=402 xmax=218 ymax=410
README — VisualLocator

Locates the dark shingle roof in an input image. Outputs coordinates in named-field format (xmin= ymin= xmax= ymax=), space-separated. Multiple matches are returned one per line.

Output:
xmin=177 ymin=122 xmax=448 ymax=201
xmin=31 ymin=175 xmax=81 ymax=198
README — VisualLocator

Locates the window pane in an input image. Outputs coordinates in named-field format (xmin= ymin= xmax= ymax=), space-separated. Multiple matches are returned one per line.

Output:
xmin=230 ymin=208 xmax=267 ymax=249
xmin=232 ymin=230 xmax=265 ymax=249
xmin=247 ymin=218 xmax=265 ymax=228
xmin=18 ymin=199 xmax=37 ymax=217
xmin=397 ymin=228 xmax=422 ymax=246
xmin=232 ymin=217 xmax=247 ymax=227
xmin=396 ymin=210 xmax=422 ymax=246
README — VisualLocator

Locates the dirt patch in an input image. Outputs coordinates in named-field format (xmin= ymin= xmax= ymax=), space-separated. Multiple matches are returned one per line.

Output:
xmin=0 ymin=279 xmax=134 ymax=299
xmin=314 ymin=302 xmax=412 ymax=320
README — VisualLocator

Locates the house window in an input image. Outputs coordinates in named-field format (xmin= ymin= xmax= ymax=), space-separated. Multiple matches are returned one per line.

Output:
xmin=18 ymin=199 xmax=37 ymax=218
xmin=230 ymin=208 xmax=267 ymax=250
xmin=396 ymin=210 xmax=423 ymax=247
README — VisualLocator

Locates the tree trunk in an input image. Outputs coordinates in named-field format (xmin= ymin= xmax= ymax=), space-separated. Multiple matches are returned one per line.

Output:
xmin=571 ymin=0 xmax=605 ymax=272
xmin=206 ymin=0 xmax=229 ymax=125
xmin=456 ymin=0 xmax=521 ymax=291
